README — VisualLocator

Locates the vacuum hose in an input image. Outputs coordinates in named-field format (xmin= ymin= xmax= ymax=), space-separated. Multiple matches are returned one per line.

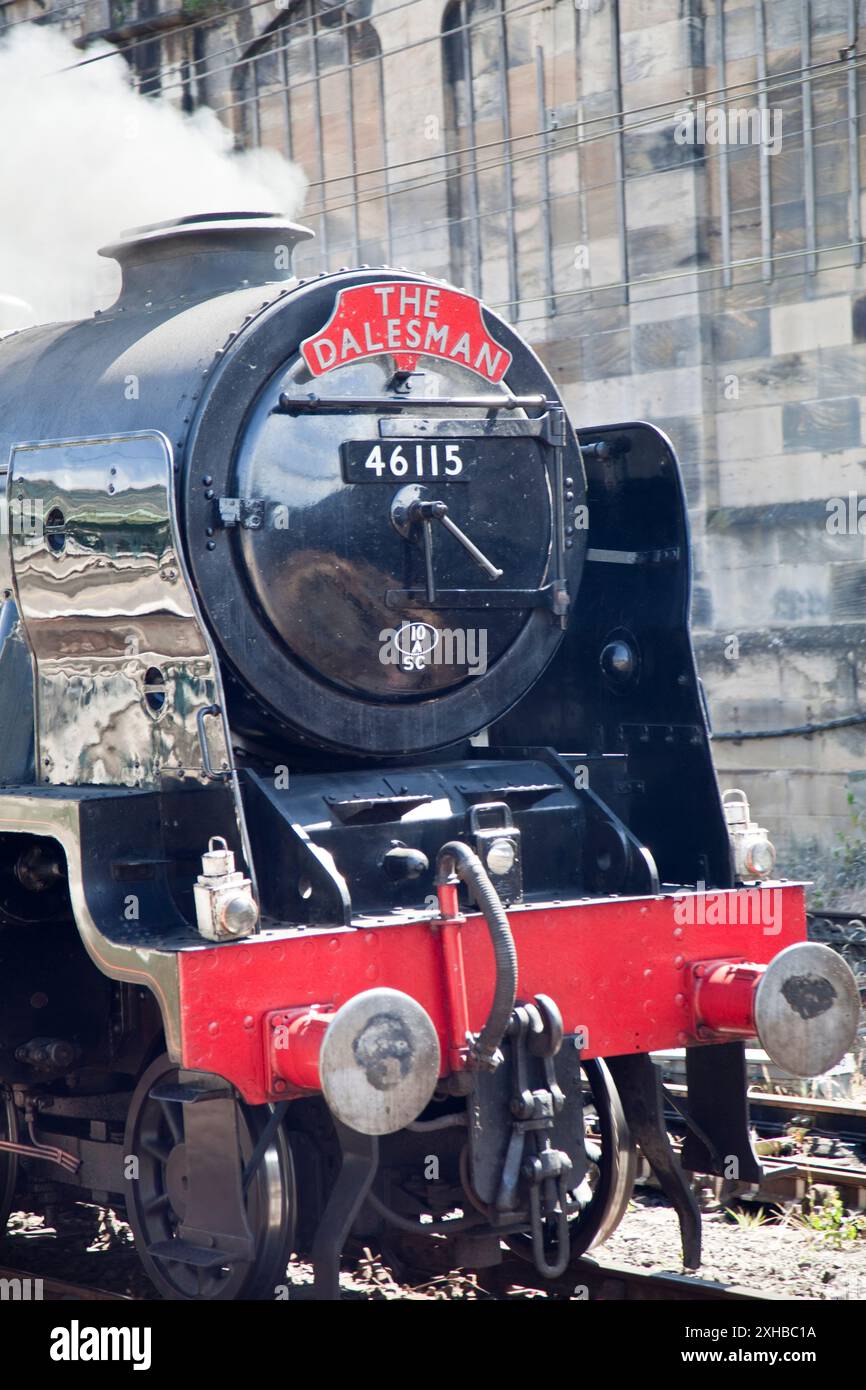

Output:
xmin=435 ymin=841 xmax=518 ymax=1070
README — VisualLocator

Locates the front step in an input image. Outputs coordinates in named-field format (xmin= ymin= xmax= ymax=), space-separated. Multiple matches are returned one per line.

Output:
xmin=147 ymin=1239 xmax=234 ymax=1270
xmin=148 ymin=1070 xmax=256 ymax=1265
xmin=149 ymin=1080 xmax=233 ymax=1105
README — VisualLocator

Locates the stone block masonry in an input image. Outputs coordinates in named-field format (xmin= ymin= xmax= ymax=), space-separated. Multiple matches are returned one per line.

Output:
xmin=4 ymin=0 xmax=866 ymax=878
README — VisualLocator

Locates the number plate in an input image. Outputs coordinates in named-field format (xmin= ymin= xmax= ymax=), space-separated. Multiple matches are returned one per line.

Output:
xmin=341 ymin=439 xmax=479 ymax=483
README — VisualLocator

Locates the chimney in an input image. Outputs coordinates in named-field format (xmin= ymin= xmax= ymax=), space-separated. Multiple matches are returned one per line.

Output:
xmin=98 ymin=210 xmax=315 ymax=310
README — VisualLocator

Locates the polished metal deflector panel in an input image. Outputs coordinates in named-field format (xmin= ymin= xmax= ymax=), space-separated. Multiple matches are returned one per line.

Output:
xmin=0 ymin=431 xmax=266 ymax=1045
xmin=10 ymin=431 xmax=230 ymax=788
xmin=8 ymin=430 xmax=256 ymax=891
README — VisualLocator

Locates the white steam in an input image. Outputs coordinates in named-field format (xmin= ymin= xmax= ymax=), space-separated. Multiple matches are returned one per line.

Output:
xmin=0 ymin=25 xmax=309 ymax=327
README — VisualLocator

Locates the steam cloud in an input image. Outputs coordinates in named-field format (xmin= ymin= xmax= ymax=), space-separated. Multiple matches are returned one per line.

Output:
xmin=0 ymin=25 xmax=309 ymax=328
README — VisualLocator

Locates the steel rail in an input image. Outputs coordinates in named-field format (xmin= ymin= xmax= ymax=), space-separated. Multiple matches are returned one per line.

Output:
xmin=483 ymin=1252 xmax=782 ymax=1300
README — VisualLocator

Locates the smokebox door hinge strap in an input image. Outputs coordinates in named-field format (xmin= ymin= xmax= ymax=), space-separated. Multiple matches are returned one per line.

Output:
xmin=216 ymin=497 xmax=266 ymax=529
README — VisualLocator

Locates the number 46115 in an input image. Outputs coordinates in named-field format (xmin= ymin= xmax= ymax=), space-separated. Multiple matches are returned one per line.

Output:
xmin=363 ymin=443 xmax=464 ymax=479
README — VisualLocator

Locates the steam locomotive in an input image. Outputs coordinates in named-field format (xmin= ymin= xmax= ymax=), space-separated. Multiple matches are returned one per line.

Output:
xmin=0 ymin=211 xmax=858 ymax=1299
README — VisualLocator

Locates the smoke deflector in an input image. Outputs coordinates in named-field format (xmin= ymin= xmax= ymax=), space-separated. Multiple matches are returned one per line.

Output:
xmin=98 ymin=210 xmax=315 ymax=309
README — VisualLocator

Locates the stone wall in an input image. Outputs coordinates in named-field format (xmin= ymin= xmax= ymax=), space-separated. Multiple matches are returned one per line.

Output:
xmin=4 ymin=0 xmax=866 ymax=892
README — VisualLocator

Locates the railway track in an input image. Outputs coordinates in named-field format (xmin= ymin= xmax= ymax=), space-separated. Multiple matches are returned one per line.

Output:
xmin=717 ymin=1086 xmax=866 ymax=1145
xmin=629 ymin=1085 xmax=866 ymax=1210
xmin=808 ymin=912 xmax=866 ymax=975
xmin=482 ymin=1253 xmax=780 ymax=1301
xmin=667 ymin=1083 xmax=866 ymax=1144
xmin=3 ymin=1087 xmax=865 ymax=1304
xmin=635 ymin=1150 xmax=866 ymax=1207
xmin=0 ymin=1255 xmax=772 ymax=1303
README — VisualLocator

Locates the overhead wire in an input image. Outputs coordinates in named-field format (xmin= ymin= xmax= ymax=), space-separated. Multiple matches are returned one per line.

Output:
xmin=38 ymin=0 xmax=866 ymax=193
xmin=308 ymin=106 xmax=866 ymax=300
xmin=142 ymin=4 xmax=862 ymax=180
xmin=52 ymin=0 xmax=535 ymax=76
xmin=18 ymin=0 xmax=866 ymax=322
xmin=134 ymin=0 xmax=551 ymax=109
xmin=1 ymin=0 xmax=102 ymax=31
xmin=303 ymin=52 xmax=866 ymax=223
xmin=211 ymin=24 xmax=865 ymax=160
xmin=495 ymin=236 xmax=866 ymax=326
xmin=713 ymin=712 xmax=866 ymax=740
xmin=24 ymin=0 xmax=866 ymax=265
xmin=56 ymin=0 xmax=279 ymax=65
xmin=489 ymin=246 xmax=865 ymax=348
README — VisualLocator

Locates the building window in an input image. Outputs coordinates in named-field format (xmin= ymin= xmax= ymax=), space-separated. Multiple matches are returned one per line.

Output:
xmin=442 ymin=0 xmax=581 ymax=318
xmin=236 ymin=1 xmax=388 ymax=272
xmin=109 ymin=0 xmax=164 ymax=100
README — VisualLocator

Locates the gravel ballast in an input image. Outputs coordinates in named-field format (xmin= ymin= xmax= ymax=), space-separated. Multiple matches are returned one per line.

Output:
xmin=6 ymin=1190 xmax=866 ymax=1299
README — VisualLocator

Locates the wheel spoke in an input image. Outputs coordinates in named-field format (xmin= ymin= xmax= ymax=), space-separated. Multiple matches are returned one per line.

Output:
xmin=158 ymin=1100 xmax=184 ymax=1147
xmin=140 ymin=1134 xmax=172 ymax=1163
xmin=143 ymin=1190 xmax=172 ymax=1217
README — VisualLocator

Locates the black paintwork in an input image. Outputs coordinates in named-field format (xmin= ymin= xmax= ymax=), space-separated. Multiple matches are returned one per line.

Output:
xmin=182 ymin=271 xmax=585 ymax=756
xmin=0 ymin=234 xmax=745 ymax=1276
xmin=492 ymin=423 xmax=734 ymax=890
